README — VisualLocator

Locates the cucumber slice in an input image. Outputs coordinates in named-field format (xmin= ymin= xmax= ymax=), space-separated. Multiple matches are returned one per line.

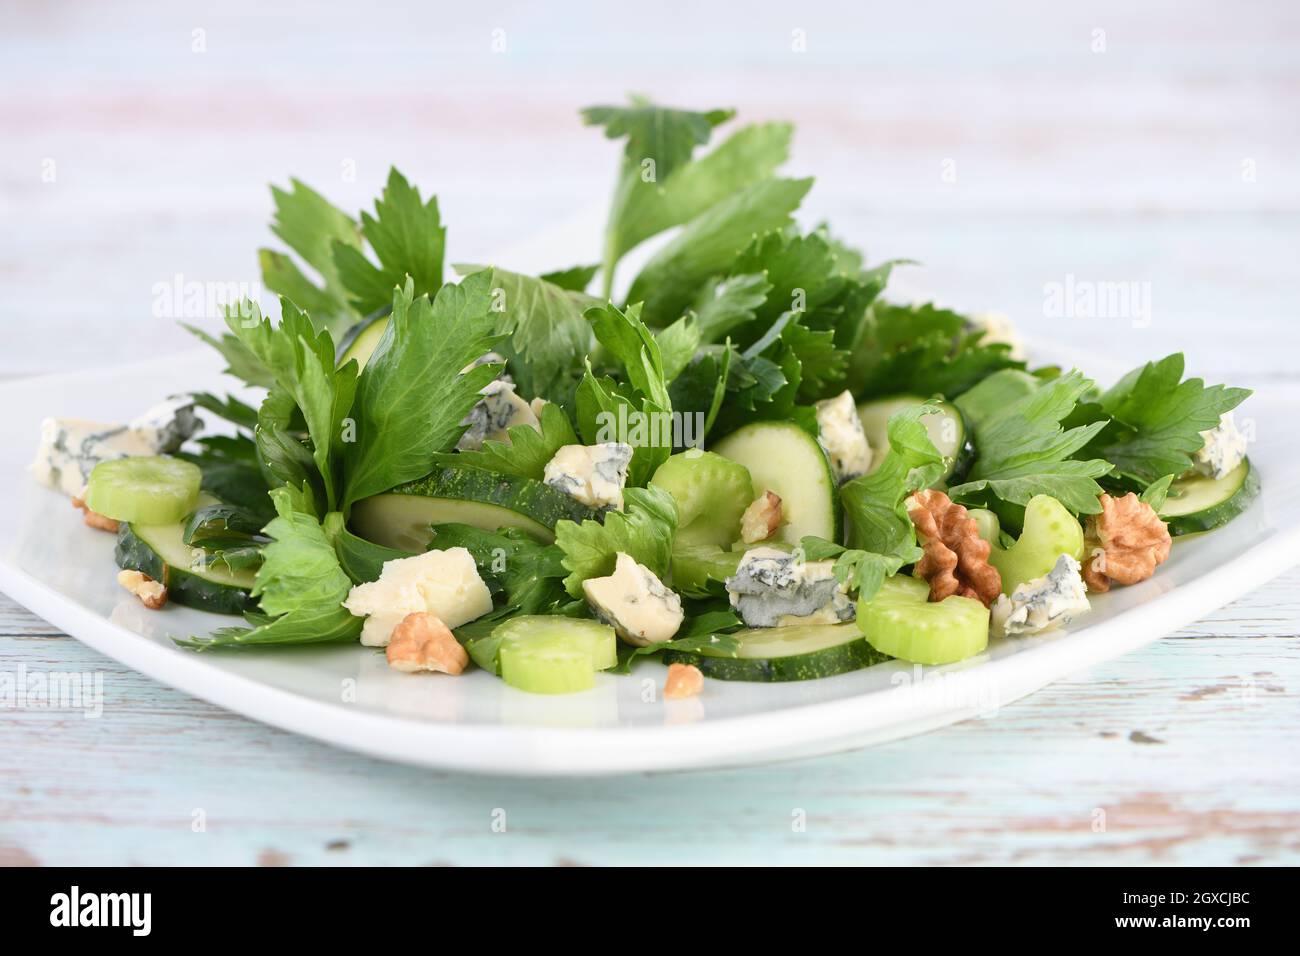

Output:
xmin=859 ymin=576 xmax=989 ymax=665
xmin=337 ymin=312 xmax=391 ymax=369
xmin=492 ymin=616 xmax=617 ymax=694
xmin=1160 ymin=458 xmax=1259 ymax=536
xmin=116 ymin=521 xmax=255 ymax=615
xmin=670 ymin=545 xmax=744 ymax=598
xmin=664 ymin=621 xmax=890 ymax=682
xmin=856 ymin=396 xmax=973 ymax=483
xmin=712 ymin=422 xmax=839 ymax=544
xmin=85 ymin=456 xmax=202 ymax=525
xmin=351 ymin=467 xmax=601 ymax=551
xmin=649 ymin=451 xmax=754 ymax=548
xmin=988 ymin=494 xmax=1085 ymax=595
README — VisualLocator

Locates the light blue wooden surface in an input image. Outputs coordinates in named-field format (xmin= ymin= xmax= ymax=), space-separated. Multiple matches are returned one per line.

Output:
xmin=1 ymin=0 xmax=1298 ymax=865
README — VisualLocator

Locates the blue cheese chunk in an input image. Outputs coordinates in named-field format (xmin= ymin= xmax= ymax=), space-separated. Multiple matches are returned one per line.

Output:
xmin=456 ymin=380 xmax=541 ymax=452
xmin=1191 ymin=412 xmax=1249 ymax=481
xmin=582 ymin=552 xmax=684 ymax=647
xmin=991 ymin=554 xmax=1090 ymax=637
xmin=343 ymin=547 xmax=494 ymax=647
xmin=30 ymin=398 xmax=201 ymax=496
xmin=814 ymin=390 xmax=872 ymax=483
xmin=725 ymin=546 xmax=855 ymax=628
xmin=543 ymin=442 xmax=633 ymax=510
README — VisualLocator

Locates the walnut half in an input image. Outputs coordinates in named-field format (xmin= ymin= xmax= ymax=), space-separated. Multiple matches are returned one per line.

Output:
xmin=72 ymin=494 xmax=119 ymax=533
xmin=1082 ymin=493 xmax=1171 ymax=593
xmin=908 ymin=489 xmax=1002 ymax=607
xmin=386 ymin=612 xmax=468 ymax=675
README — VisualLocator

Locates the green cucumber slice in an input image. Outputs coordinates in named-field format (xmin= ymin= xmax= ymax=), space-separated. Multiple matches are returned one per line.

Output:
xmin=988 ymin=494 xmax=1085 ymax=595
xmin=856 ymin=395 xmax=973 ymax=483
xmin=649 ymin=451 xmax=754 ymax=548
xmin=115 ymin=521 xmax=255 ymax=615
xmin=492 ymin=616 xmax=617 ymax=694
xmin=351 ymin=467 xmax=601 ymax=551
xmin=712 ymin=421 xmax=839 ymax=544
xmin=85 ymin=456 xmax=201 ymax=525
xmin=337 ymin=312 xmax=390 ymax=369
xmin=670 ymin=545 xmax=744 ymax=598
xmin=664 ymin=621 xmax=890 ymax=682
xmin=1160 ymin=458 xmax=1259 ymax=536
xmin=859 ymin=576 xmax=990 ymax=665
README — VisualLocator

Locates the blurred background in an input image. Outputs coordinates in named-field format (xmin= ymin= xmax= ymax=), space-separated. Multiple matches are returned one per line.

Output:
xmin=3 ymin=0 xmax=1297 ymax=382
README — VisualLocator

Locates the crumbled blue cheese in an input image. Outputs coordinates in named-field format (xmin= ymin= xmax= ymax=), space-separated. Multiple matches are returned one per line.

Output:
xmin=455 ymin=380 xmax=541 ymax=452
xmin=582 ymin=552 xmax=684 ymax=647
xmin=543 ymin=442 xmax=633 ymax=510
xmin=343 ymin=547 xmax=494 ymax=647
xmin=814 ymin=390 xmax=872 ymax=483
xmin=991 ymin=554 xmax=1090 ymax=637
xmin=30 ymin=398 xmax=201 ymax=496
xmin=1191 ymin=411 xmax=1248 ymax=481
xmin=725 ymin=546 xmax=855 ymax=628
xmin=966 ymin=311 xmax=1026 ymax=361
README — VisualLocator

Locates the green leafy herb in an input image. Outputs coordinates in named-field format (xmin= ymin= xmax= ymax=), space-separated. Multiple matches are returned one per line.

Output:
xmin=1082 ymin=353 xmax=1251 ymax=485
xmin=342 ymin=273 xmax=503 ymax=510
xmin=178 ymin=488 xmax=361 ymax=648
xmin=799 ymin=537 xmax=905 ymax=605
xmin=948 ymin=370 xmax=1113 ymax=515
xmin=848 ymin=302 xmax=1024 ymax=400
xmin=625 ymin=177 xmax=813 ymax=325
xmin=434 ymin=402 xmax=578 ymax=481
xmin=428 ymin=523 xmax=570 ymax=614
xmin=332 ymin=168 xmax=446 ymax=315
xmin=554 ymin=486 xmax=678 ymax=597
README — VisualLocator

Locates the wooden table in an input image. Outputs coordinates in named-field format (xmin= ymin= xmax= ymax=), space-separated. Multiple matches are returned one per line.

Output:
xmin=2 ymin=1 xmax=1297 ymax=865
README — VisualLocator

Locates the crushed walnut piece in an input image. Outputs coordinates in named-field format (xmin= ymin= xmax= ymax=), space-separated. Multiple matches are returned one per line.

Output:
xmin=908 ymin=489 xmax=1002 ymax=606
xmin=386 ymin=612 xmax=468 ymax=675
xmin=663 ymin=662 xmax=704 ymax=699
xmin=1081 ymin=493 xmax=1171 ymax=593
xmin=72 ymin=494 xmax=119 ymax=533
xmin=740 ymin=490 xmax=783 ymax=544
xmin=117 ymin=569 xmax=167 ymax=609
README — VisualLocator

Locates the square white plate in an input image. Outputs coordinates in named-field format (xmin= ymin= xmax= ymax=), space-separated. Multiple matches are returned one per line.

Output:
xmin=3 ymin=345 xmax=1297 ymax=776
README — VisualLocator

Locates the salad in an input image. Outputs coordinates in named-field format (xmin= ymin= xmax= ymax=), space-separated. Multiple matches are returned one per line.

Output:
xmin=31 ymin=99 xmax=1258 ymax=697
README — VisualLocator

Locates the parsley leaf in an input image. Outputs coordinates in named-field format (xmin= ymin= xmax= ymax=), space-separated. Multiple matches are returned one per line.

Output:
xmin=454 ymin=264 xmax=598 ymax=405
xmin=1082 ymin=353 xmax=1251 ymax=485
xmin=341 ymin=273 xmax=503 ymax=510
xmin=332 ymin=168 xmax=446 ymax=316
xmin=434 ymin=402 xmax=579 ymax=481
xmin=948 ymin=370 xmax=1113 ymax=515
xmin=554 ymin=486 xmax=678 ymax=597
xmin=178 ymin=487 xmax=361 ymax=648
xmin=847 ymin=302 xmax=1024 ymax=399
xmin=258 ymin=178 xmax=362 ymax=338
xmin=625 ymin=177 xmax=814 ymax=325
xmin=799 ymin=537 xmax=906 ymax=605
xmin=839 ymin=403 xmax=947 ymax=563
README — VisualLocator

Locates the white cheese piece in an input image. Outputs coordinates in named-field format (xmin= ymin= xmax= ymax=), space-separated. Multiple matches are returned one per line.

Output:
xmin=814 ymin=390 xmax=872 ymax=484
xmin=543 ymin=442 xmax=633 ymax=510
xmin=343 ymin=547 xmax=494 ymax=647
xmin=455 ymin=380 xmax=540 ymax=452
xmin=991 ymin=553 xmax=1090 ymax=637
xmin=1191 ymin=411 xmax=1249 ymax=481
xmin=30 ymin=399 xmax=202 ymax=497
xmin=582 ymin=552 xmax=684 ymax=647
xmin=967 ymin=311 xmax=1027 ymax=361
xmin=725 ymin=546 xmax=855 ymax=628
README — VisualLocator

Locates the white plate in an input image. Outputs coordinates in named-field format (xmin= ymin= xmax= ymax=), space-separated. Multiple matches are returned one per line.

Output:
xmin=3 ymin=346 xmax=1298 ymax=775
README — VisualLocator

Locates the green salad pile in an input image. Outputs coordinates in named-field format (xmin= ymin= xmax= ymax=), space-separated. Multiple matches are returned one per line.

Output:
xmin=69 ymin=99 xmax=1258 ymax=694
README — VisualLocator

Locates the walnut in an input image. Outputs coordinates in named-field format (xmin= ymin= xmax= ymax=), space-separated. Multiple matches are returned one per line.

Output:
xmin=908 ymin=489 xmax=1002 ymax=606
xmin=663 ymin=662 xmax=704 ymax=699
xmin=1081 ymin=493 xmax=1171 ymax=593
xmin=740 ymin=490 xmax=783 ymax=543
xmin=117 ymin=569 xmax=167 ymax=609
xmin=386 ymin=612 xmax=468 ymax=675
xmin=72 ymin=494 xmax=118 ymax=533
